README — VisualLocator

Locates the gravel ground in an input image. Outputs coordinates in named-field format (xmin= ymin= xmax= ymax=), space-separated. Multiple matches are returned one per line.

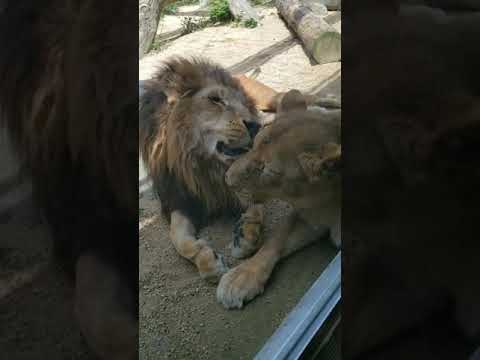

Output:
xmin=1 ymin=131 xmax=94 ymax=359
xmin=139 ymin=189 xmax=336 ymax=360
xmin=0 ymin=208 xmax=95 ymax=360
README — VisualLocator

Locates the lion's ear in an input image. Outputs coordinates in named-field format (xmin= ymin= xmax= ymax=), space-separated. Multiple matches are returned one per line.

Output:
xmin=298 ymin=142 xmax=341 ymax=183
xmin=277 ymin=90 xmax=307 ymax=114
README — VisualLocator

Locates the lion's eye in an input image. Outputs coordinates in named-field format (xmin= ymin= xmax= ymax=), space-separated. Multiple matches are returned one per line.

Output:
xmin=208 ymin=95 xmax=223 ymax=104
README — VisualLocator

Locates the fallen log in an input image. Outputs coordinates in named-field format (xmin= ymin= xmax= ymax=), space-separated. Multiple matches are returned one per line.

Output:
xmin=317 ymin=0 xmax=341 ymax=11
xmin=276 ymin=0 xmax=341 ymax=64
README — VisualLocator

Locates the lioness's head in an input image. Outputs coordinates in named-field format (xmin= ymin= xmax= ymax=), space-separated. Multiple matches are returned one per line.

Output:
xmin=225 ymin=90 xmax=341 ymax=202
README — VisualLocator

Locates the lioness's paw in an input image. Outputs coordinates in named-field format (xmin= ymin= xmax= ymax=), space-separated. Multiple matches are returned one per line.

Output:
xmin=216 ymin=261 xmax=266 ymax=309
xmin=196 ymin=243 xmax=228 ymax=283
xmin=231 ymin=212 xmax=263 ymax=259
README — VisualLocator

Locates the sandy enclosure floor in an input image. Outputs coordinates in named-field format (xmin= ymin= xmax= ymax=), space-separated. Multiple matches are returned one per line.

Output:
xmin=0 ymin=206 xmax=95 ymax=359
xmin=139 ymin=190 xmax=336 ymax=360
xmin=1 ymin=132 xmax=94 ymax=359
xmin=139 ymin=6 xmax=341 ymax=360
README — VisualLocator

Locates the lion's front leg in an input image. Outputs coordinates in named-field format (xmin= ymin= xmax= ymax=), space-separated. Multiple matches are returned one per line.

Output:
xmin=170 ymin=210 xmax=228 ymax=283
xmin=231 ymin=204 xmax=265 ymax=259
xmin=218 ymin=212 xmax=321 ymax=309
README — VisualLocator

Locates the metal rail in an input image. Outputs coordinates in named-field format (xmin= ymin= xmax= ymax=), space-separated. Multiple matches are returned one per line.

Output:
xmin=255 ymin=252 xmax=341 ymax=360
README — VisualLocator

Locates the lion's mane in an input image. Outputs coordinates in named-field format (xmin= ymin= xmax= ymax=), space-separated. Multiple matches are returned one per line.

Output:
xmin=140 ymin=57 xmax=257 ymax=226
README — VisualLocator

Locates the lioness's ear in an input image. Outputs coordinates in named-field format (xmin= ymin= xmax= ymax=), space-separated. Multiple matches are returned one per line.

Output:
xmin=298 ymin=143 xmax=341 ymax=183
xmin=277 ymin=90 xmax=307 ymax=114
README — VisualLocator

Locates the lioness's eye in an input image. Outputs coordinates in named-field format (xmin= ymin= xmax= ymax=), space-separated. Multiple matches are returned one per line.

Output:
xmin=208 ymin=95 xmax=223 ymax=104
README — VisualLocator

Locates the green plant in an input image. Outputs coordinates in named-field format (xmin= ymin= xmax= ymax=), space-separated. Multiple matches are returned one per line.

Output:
xmin=250 ymin=0 xmax=273 ymax=5
xmin=243 ymin=18 xmax=258 ymax=28
xmin=209 ymin=0 xmax=233 ymax=23
xmin=164 ymin=3 xmax=178 ymax=14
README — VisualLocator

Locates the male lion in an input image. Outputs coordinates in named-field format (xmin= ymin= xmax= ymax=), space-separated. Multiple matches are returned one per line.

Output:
xmin=1 ymin=1 xmax=137 ymax=359
xmin=217 ymin=90 xmax=341 ymax=308
xmin=139 ymin=57 xmax=267 ymax=282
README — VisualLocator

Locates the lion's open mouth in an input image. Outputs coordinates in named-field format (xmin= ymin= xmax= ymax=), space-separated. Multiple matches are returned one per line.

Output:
xmin=216 ymin=141 xmax=250 ymax=157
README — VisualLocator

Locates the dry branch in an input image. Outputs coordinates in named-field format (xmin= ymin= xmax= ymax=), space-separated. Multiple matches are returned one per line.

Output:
xmin=139 ymin=0 xmax=170 ymax=58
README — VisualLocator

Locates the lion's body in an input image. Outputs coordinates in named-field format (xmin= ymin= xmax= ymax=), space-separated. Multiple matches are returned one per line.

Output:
xmin=217 ymin=92 xmax=341 ymax=308
xmin=140 ymin=57 xmax=266 ymax=281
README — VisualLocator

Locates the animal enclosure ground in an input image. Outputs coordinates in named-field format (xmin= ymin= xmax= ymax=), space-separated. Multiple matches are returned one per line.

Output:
xmin=1 ymin=134 xmax=94 ymax=359
xmin=139 ymin=190 xmax=336 ymax=359
xmin=0 ymin=208 xmax=95 ymax=359
xmin=139 ymin=4 xmax=341 ymax=359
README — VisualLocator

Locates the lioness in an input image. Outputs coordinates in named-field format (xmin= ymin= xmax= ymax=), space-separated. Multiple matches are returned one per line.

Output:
xmin=217 ymin=90 xmax=341 ymax=308
xmin=140 ymin=57 xmax=268 ymax=282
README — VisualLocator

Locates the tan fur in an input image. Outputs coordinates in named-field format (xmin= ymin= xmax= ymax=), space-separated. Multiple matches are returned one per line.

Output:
xmin=218 ymin=91 xmax=341 ymax=308
xmin=234 ymin=74 xmax=341 ymax=113
xmin=233 ymin=74 xmax=282 ymax=112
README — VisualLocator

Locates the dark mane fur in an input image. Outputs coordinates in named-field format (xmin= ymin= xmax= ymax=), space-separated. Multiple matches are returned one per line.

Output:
xmin=0 ymin=0 xmax=138 ymax=291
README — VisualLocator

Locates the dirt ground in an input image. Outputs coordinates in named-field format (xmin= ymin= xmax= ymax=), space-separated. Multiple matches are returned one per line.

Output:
xmin=139 ymin=190 xmax=336 ymax=360
xmin=139 ymin=5 xmax=341 ymax=360
xmin=1 ymin=132 xmax=95 ymax=359
xmin=0 ymin=204 xmax=95 ymax=360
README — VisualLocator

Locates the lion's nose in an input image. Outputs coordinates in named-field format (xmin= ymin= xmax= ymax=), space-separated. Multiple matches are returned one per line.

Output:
xmin=243 ymin=120 xmax=260 ymax=139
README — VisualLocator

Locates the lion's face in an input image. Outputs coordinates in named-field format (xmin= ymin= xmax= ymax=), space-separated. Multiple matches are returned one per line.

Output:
xmin=189 ymin=84 xmax=260 ymax=166
xmin=141 ymin=57 xmax=263 ymax=216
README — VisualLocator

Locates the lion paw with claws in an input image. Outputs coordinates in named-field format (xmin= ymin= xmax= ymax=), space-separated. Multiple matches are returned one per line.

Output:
xmin=216 ymin=259 xmax=269 ymax=309
xmin=231 ymin=206 xmax=264 ymax=259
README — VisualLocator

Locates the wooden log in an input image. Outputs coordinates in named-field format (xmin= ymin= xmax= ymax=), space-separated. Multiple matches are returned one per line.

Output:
xmin=276 ymin=0 xmax=341 ymax=64
xmin=317 ymin=0 xmax=341 ymax=11
xmin=228 ymin=0 xmax=260 ymax=22
xmin=139 ymin=0 xmax=170 ymax=58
